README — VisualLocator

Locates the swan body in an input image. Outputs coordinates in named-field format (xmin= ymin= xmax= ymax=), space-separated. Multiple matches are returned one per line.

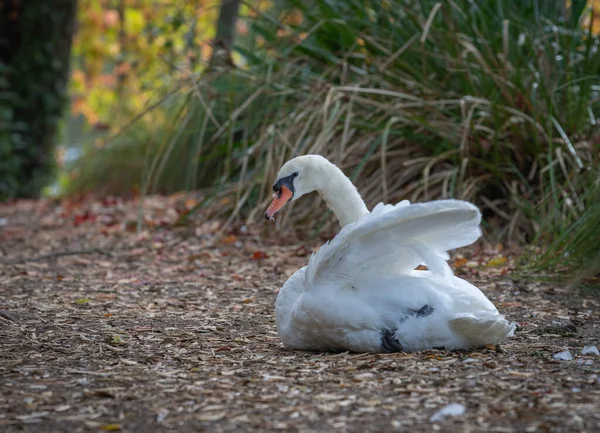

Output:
xmin=266 ymin=155 xmax=515 ymax=352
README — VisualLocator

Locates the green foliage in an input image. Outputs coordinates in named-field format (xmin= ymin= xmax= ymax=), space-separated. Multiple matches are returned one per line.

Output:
xmin=528 ymin=172 xmax=600 ymax=284
xmin=69 ymin=0 xmax=271 ymax=129
xmin=70 ymin=0 xmax=599 ymax=273
xmin=250 ymin=0 xmax=598 ymax=237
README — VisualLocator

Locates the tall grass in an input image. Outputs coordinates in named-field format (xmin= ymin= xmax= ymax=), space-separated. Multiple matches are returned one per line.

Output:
xmin=70 ymin=1 xmax=599 ymax=259
xmin=241 ymin=0 xmax=598 ymax=238
xmin=528 ymin=171 xmax=600 ymax=284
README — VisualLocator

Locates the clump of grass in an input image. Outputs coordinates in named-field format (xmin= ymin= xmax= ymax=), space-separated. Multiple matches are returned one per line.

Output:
xmin=527 ymin=171 xmax=600 ymax=284
xmin=233 ymin=0 xmax=599 ymax=239
xmin=69 ymin=0 xmax=599 ymax=257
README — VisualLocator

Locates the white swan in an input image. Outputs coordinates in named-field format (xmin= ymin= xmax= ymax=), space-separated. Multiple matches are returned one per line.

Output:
xmin=265 ymin=154 xmax=515 ymax=353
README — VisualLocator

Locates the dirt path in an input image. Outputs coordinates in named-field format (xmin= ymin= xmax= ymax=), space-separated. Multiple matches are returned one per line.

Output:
xmin=1 ymin=197 xmax=599 ymax=432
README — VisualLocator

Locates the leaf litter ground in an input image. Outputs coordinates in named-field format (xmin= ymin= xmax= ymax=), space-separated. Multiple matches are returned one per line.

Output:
xmin=1 ymin=196 xmax=599 ymax=432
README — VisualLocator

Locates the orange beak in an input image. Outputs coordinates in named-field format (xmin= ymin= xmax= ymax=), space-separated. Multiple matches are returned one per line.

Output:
xmin=265 ymin=186 xmax=293 ymax=220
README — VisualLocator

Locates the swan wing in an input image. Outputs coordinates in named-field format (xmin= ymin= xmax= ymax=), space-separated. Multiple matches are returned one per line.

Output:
xmin=304 ymin=199 xmax=481 ymax=286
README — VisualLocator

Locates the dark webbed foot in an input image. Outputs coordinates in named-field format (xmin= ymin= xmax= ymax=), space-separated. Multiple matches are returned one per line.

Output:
xmin=380 ymin=329 xmax=403 ymax=353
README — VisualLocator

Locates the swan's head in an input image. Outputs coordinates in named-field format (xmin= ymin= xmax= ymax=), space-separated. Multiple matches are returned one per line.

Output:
xmin=265 ymin=155 xmax=326 ymax=220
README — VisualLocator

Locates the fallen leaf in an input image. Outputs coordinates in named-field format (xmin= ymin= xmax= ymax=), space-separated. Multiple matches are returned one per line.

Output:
xmin=223 ymin=235 xmax=238 ymax=245
xmin=252 ymin=251 xmax=268 ymax=260
xmin=486 ymin=256 xmax=508 ymax=267
xmin=184 ymin=198 xmax=198 ymax=210
xmin=111 ymin=335 xmax=126 ymax=344
xmin=99 ymin=424 xmax=121 ymax=431
xmin=73 ymin=211 xmax=96 ymax=226
xmin=452 ymin=257 xmax=468 ymax=268
xmin=500 ymin=302 xmax=521 ymax=308
xmin=188 ymin=252 xmax=211 ymax=261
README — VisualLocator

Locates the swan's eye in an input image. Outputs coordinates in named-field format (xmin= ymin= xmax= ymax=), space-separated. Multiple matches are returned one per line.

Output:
xmin=272 ymin=172 xmax=298 ymax=194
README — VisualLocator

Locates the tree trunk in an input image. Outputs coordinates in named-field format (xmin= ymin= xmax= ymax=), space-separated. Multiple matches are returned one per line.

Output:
xmin=0 ymin=0 xmax=78 ymax=199
xmin=209 ymin=0 xmax=241 ymax=69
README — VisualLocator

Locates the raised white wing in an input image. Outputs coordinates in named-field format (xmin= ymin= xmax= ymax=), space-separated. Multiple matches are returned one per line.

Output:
xmin=304 ymin=199 xmax=481 ymax=287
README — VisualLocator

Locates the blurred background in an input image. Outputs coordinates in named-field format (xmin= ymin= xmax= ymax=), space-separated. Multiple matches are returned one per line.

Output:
xmin=1 ymin=0 xmax=599 ymax=281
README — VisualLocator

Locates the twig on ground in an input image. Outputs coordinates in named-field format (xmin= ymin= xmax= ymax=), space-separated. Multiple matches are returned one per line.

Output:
xmin=0 ymin=310 xmax=19 ymax=323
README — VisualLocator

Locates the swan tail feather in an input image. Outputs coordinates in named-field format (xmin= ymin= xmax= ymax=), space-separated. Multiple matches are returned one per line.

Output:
xmin=450 ymin=313 xmax=516 ymax=346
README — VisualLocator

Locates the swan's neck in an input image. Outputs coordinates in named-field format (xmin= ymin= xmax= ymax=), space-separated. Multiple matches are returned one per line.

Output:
xmin=314 ymin=161 xmax=369 ymax=227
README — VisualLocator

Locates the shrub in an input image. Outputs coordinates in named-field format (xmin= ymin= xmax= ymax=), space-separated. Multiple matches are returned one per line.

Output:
xmin=71 ymin=0 xmax=599 ymax=251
